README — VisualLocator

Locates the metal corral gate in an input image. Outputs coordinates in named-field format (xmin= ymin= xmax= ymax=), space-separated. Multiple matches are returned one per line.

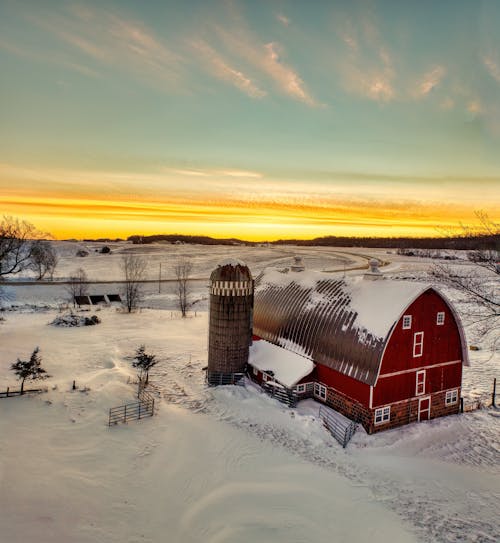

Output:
xmin=206 ymin=371 xmax=246 ymax=386
xmin=108 ymin=390 xmax=155 ymax=426
xmin=319 ymin=405 xmax=358 ymax=448
xmin=262 ymin=381 xmax=299 ymax=408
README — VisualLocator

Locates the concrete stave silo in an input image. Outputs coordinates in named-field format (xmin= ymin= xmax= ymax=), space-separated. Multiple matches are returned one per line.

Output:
xmin=207 ymin=260 xmax=254 ymax=385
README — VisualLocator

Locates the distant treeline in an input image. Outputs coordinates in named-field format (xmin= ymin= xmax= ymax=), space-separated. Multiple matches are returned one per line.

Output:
xmin=270 ymin=234 xmax=499 ymax=250
xmin=126 ymin=233 xmax=499 ymax=250
xmin=127 ymin=234 xmax=248 ymax=245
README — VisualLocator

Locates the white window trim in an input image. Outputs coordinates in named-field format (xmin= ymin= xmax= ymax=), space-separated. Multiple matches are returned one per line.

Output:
xmin=415 ymin=370 xmax=426 ymax=396
xmin=262 ymin=373 xmax=269 ymax=382
xmin=252 ymin=366 xmax=258 ymax=376
xmin=296 ymin=383 xmax=306 ymax=393
xmin=314 ymin=383 xmax=327 ymax=400
xmin=445 ymin=389 xmax=458 ymax=405
xmin=413 ymin=331 xmax=424 ymax=357
xmin=402 ymin=314 xmax=412 ymax=329
xmin=436 ymin=312 xmax=445 ymax=325
xmin=374 ymin=406 xmax=391 ymax=425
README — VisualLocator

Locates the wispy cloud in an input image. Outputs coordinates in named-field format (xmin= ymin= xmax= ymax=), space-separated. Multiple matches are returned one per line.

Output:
xmin=0 ymin=37 xmax=101 ymax=78
xmin=168 ymin=167 xmax=263 ymax=179
xmin=467 ymin=99 xmax=482 ymax=115
xmin=334 ymin=12 xmax=396 ymax=102
xmin=414 ymin=65 xmax=446 ymax=98
xmin=191 ymin=40 xmax=266 ymax=98
xmin=213 ymin=24 xmax=320 ymax=106
xmin=218 ymin=169 xmax=263 ymax=178
xmin=27 ymin=4 xmax=185 ymax=92
xmin=440 ymin=97 xmax=455 ymax=110
xmin=263 ymin=42 xmax=319 ymax=106
xmin=276 ymin=14 xmax=290 ymax=27
xmin=483 ymin=55 xmax=500 ymax=84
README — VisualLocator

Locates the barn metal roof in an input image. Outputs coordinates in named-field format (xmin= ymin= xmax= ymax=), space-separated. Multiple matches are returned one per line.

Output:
xmin=253 ymin=269 xmax=433 ymax=386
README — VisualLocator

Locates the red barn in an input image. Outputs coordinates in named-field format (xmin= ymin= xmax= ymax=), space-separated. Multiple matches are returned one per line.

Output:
xmin=250 ymin=266 xmax=469 ymax=433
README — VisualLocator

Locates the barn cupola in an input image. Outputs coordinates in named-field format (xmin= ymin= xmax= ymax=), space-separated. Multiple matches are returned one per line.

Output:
xmin=291 ymin=256 xmax=305 ymax=272
xmin=363 ymin=258 xmax=384 ymax=281
xmin=207 ymin=260 xmax=254 ymax=386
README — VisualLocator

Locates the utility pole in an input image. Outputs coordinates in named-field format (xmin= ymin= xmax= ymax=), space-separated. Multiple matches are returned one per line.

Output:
xmin=158 ymin=262 xmax=168 ymax=293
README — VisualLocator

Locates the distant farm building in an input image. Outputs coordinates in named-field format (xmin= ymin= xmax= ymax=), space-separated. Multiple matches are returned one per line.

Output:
xmin=75 ymin=294 xmax=122 ymax=307
xmin=207 ymin=259 xmax=469 ymax=434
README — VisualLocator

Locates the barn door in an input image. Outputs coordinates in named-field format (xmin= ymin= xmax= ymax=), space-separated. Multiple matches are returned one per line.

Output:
xmin=418 ymin=397 xmax=431 ymax=421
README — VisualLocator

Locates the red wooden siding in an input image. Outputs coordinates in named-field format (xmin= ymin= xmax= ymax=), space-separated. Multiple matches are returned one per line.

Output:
xmin=373 ymin=289 xmax=463 ymax=407
xmin=316 ymin=364 xmax=370 ymax=407
xmin=373 ymin=362 xmax=462 ymax=407
xmin=380 ymin=289 xmax=462 ymax=375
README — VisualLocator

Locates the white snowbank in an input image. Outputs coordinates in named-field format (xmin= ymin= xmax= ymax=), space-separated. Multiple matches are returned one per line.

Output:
xmin=249 ymin=340 xmax=314 ymax=387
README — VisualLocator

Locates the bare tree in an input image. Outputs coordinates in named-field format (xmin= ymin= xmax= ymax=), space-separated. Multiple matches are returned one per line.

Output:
xmin=0 ymin=216 xmax=44 ymax=278
xmin=430 ymin=212 xmax=499 ymax=334
xmin=174 ymin=258 xmax=193 ymax=317
xmin=30 ymin=241 xmax=58 ymax=280
xmin=122 ymin=254 xmax=147 ymax=313
xmin=66 ymin=267 xmax=88 ymax=307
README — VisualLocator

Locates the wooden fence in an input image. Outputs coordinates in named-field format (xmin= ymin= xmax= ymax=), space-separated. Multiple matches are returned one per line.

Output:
xmin=0 ymin=387 xmax=43 ymax=398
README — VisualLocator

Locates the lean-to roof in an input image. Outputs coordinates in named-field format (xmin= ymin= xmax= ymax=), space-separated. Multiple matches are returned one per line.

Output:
xmin=249 ymin=340 xmax=315 ymax=388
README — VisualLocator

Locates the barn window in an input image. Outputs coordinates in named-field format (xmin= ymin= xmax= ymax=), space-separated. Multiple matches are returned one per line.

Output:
xmin=314 ymin=383 xmax=327 ymax=400
xmin=436 ymin=312 xmax=445 ymax=325
xmin=252 ymin=366 xmax=258 ymax=376
xmin=416 ymin=370 xmax=426 ymax=395
xmin=296 ymin=383 xmax=306 ymax=393
xmin=402 ymin=315 xmax=412 ymax=329
xmin=262 ymin=373 xmax=269 ymax=382
xmin=374 ymin=406 xmax=391 ymax=425
xmin=413 ymin=332 xmax=424 ymax=357
xmin=445 ymin=389 xmax=458 ymax=405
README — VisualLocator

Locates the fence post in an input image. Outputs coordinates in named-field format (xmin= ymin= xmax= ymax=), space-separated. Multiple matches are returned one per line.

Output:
xmin=138 ymin=402 xmax=142 ymax=419
xmin=460 ymin=397 xmax=464 ymax=413
xmin=124 ymin=405 xmax=127 ymax=423
xmin=493 ymin=378 xmax=497 ymax=408
xmin=6 ymin=387 xmax=9 ymax=397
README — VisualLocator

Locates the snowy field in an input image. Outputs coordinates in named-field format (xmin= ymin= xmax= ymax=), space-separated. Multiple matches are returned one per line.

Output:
xmin=0 ymin=242 xmax=499 ymax=543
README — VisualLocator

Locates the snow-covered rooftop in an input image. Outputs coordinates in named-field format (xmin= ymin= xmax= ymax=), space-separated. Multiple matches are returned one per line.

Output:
xmin=249 ymin=339 xmax=314 ymax=388
xmin=253 ymin=269 xmax=433 ymax=386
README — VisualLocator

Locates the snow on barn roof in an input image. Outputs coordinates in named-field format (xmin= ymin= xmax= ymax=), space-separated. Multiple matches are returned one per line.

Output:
xmin=249 ymin=339 xmax=315 ymax=388
xmin=253 ymin=269 xmax=432 ymax=386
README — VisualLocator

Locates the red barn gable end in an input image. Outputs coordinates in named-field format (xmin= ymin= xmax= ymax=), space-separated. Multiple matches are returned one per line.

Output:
xmin=251 ymin=268 xmax=469 ymax=433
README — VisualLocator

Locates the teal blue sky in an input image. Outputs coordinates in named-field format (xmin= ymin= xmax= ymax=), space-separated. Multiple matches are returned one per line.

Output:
xmin=1 ymin=0 xmax=499 ymax=239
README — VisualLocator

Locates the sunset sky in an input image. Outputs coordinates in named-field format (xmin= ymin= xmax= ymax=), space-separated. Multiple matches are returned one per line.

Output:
xmin=1 ymin=0 xmax=499 ymax=240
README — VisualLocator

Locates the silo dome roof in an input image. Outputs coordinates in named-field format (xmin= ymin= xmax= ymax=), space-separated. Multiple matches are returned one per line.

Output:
xmin=210 ymin=260 xmax=253 ymax=282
